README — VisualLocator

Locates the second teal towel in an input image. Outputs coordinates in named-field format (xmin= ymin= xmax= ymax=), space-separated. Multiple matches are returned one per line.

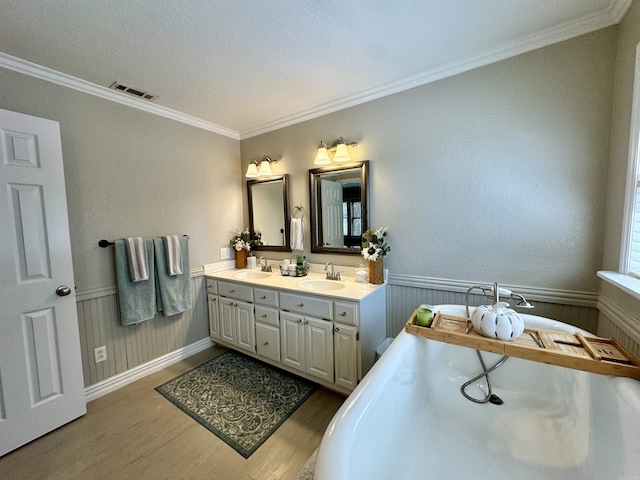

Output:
xmin=154 ymin=237 xmax=192 ymax=316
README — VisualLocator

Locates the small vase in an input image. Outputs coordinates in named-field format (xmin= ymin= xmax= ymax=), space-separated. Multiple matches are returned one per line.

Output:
xmin=368 ymin=257 xmax=384 ymax=284
xmin=235 ymin=249 xmax=247 ymax=269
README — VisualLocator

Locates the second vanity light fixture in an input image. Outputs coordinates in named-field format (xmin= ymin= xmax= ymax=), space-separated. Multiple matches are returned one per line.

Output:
xmin=245 ymin=156 xmax=278 ymax=178
xmin=314 ymin=137 xmax=358 ymax=165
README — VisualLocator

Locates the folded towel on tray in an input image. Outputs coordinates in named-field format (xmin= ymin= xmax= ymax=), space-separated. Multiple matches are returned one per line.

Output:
xmin=154 ymin=236 xmax=192 ymax=316
xmin=115 ymin=239 xmax=156 ymax=325
xmin=162 ymin=235 xmax=183 ymax=275
xmin=124 ymin=237 xmax=149 ymax=282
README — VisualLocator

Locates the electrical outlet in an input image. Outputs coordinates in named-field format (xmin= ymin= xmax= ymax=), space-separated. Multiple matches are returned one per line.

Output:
xmin=220 ymin=247 xmax=232 ymax=260
xmin=94 ymin=346 xmax=107 ymax=363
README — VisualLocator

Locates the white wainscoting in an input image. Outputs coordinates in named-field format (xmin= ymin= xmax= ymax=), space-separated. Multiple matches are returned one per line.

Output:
xmin=597 ymin=295 xmax=640 ymax=358
xmin=386 ymin=274 xmax=600 ymax=338
xmin=76 ymin=272 xmax=209 ymax=393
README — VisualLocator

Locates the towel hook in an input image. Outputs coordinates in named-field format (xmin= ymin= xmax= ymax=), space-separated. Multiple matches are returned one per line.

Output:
xmin=291 ymin=204 xmax=304 ymax=219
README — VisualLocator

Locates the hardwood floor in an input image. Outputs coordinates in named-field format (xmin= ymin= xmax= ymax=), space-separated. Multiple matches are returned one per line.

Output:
xmin=0 ymin=346 xmax=346 ymax=480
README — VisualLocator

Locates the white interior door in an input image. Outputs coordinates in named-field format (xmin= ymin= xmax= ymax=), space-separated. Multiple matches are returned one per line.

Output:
xmin=0 ymin=108 xmax=86 ymax=457
xmin=320 ymin=179 xmax=344 ymax=247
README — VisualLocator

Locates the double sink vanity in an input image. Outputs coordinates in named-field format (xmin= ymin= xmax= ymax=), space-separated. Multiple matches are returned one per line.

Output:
xmin=205 ymin=267 xmax=386 ymax=394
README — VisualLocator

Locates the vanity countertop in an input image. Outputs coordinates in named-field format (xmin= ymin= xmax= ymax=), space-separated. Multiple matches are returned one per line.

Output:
xmin=205 ymin=268 xmax=384 ymax=301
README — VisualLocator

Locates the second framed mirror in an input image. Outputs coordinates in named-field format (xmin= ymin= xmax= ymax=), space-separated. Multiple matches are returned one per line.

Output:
xmin=309 ymin=161 xmax=369 ymax=254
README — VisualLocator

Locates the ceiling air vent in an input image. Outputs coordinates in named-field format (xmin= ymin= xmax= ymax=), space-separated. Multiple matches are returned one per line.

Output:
xmin=109 ymin=82 xmax=158 ymax=101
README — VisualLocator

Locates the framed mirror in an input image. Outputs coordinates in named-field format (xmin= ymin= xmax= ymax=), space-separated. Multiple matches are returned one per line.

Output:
xmin=309 ymin=161 xmax=369 ymax=254
xmin=248 ymin=174 xmax=291 ymax=252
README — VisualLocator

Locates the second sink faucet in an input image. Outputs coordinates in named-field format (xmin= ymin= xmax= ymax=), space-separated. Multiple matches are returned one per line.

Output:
xmin=259 ymin=256 xmax=272 ymax=272
xmin=325 ymin=261 xmax=342 ymax=281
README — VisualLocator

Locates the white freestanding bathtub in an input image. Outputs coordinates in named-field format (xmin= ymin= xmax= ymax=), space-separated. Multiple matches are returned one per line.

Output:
xmin=316 ymin=305 xmax=640 ymax=479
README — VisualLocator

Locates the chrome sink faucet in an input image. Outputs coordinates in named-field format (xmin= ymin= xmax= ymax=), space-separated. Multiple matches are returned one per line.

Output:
xmin=325 ymin=261 xmax=342 ymax=281
xmin=259 ymin=256 xmax=272 ymax=272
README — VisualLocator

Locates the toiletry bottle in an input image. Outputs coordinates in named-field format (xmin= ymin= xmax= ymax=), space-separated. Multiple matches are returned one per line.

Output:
xmin=296 ymin=255 xmax=304 ymax=277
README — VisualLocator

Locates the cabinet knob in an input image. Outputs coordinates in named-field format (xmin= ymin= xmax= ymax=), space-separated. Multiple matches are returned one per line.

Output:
xmin=340 ymin=311 xmax=347 ymax=316
xmin=297 ymin=319 xmax=302 ymax=323
xmin=334 ymin=327 xmax=340 ymax=332
xmin=304 ymin=320 xmax=309 ymax=325
xmin=229 ymin=289 xmax=235 ymax=293
xmin=298 ymin=303 xmax=304 ymax=307
xmin=262 ymin=314 xmax=267 ymax=318
xmin=261 ymin=295 xmax=266 ymax=299
xmin=263 ymin=342 xmax=269 ymax=346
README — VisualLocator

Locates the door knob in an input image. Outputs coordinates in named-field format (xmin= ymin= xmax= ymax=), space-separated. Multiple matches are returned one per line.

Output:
xmin=56 ymin=285 xmax=72 ymax=297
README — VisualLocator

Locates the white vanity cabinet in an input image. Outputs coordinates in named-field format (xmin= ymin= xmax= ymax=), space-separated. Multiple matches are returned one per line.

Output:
xmin=205 ymin=272 xmax=386 ymax=395
xmin=254 ymin=287 xmax=280 ymax=363
xmin=217 ymin=281 xmax=256 ymax=354
xmin=206 ymin=279 xmax=220 ymax=340
xmin=280 ymin=311 xmax=334 ymax=383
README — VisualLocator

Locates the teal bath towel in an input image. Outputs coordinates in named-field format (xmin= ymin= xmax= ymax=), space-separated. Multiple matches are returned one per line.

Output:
xmin=115 ymin=239 xmax=157 ymax=325
xmin=154 ymin=236 xmax=192 ymax=316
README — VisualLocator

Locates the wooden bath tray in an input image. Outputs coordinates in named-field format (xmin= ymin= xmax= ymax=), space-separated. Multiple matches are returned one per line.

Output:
xmin=405 ymin=311 xmax=640 ymax=380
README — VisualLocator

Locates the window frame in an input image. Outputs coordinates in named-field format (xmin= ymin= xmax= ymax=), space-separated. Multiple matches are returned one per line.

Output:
xmin=620 ymin=43 xmax=640 ymax=278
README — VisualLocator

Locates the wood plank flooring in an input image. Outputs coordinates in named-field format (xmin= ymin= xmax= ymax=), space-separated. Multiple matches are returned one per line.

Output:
xmin=0 ymin=346 xmax=346 ymax=480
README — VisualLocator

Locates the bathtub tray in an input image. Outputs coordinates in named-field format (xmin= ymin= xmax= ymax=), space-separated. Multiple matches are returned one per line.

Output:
xmin=405 ymin=311 xmax=640 ymax=380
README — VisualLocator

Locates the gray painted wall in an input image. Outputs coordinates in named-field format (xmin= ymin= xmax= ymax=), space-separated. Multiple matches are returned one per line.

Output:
xmin=0 ymin=68 xmax=243 ymax=386
xmin=598 ymin=0 xmax=640 ymax=355
xmin=240 ymin=28 xmax=616 ymax=295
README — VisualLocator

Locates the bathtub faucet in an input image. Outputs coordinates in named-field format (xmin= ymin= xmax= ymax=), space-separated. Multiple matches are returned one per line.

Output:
xmin=465 ymin=282 xmax=534 ymax=318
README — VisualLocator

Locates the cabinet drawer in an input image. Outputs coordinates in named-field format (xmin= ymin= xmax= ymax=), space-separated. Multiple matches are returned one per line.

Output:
xmin=280 ymin=292 xmax=333 ymax=320
xmin=255 ymin=306 xmax=279 ymax=327
xmin=218 ymin=281 xmax=253 ymax=302
xmin=256 ymin=323 xmax=280 ymax=363
xmin=206 ymin=278 xmax=218 ymax=295
xmin=254 ymin=288 xmax=279 ymax=307
xmin=334 ymin=301 xmax=359 ymax=326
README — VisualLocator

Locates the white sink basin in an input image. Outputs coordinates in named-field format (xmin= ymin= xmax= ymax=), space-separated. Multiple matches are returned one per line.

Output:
xmin=297 ymin=279 xmax=346 ymax=291
xmin=233 ymin=271 xmax=271 ymax=280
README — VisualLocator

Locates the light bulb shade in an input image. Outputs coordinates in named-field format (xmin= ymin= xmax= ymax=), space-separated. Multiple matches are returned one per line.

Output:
xmin=258 ymin=160 xmax=273 ymax=176
xmin=333 ymin=143 xmax=351 ymax=162
xmin=245 ymin=162 xmax=259 ymax=178
xmin=314 ymin=147 xmax=332 ymax=165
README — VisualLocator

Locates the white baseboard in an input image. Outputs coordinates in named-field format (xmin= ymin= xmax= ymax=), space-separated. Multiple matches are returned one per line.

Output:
xmin=84 ymin=337 xmax=215 ymax=402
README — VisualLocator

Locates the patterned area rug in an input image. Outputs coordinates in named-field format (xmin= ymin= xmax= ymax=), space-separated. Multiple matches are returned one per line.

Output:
xmin=155 ymin=350 xmax=316 ymax=458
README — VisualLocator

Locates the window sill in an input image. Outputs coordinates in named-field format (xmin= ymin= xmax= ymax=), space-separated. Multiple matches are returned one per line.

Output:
xmin=598 ymin=271 xmax=640 ymax=301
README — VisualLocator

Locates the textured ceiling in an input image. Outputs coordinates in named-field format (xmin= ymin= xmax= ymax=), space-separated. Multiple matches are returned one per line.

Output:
xmin=0 ymin=0 xmax=629 ymax=138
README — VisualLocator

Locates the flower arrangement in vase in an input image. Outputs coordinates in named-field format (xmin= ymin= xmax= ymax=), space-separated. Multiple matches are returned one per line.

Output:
xmin=229 ymin=228 xmax=262 ymax=268
xmin=361 ymin=226 xmax=390 ymax=284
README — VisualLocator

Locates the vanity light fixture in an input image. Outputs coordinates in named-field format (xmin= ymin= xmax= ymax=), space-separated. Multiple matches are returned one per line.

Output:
xmin=245 ymin=156 xmax=278 ymax=178
xmin=314 ymin=137 xmax=358 ymax=165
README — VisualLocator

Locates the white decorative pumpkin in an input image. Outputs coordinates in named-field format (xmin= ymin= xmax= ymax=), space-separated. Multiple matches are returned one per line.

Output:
xmin=471 ymin=302 xmax=525 ymax=341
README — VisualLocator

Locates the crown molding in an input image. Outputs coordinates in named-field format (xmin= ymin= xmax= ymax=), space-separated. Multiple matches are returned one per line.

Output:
xmin=0 ymin=52 xmax=239 ymax=140
xmin=239 ymin=0 xmax=629 ymax=139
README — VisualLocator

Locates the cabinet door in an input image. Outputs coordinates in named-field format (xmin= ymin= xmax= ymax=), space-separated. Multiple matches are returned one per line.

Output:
xmin=305 ymin=317 xmax=334 ymax=383
xmin=281 ymin=312 xmax=305 ymax=372
xmin=334 ymin=324 xmax=358 ymax=391
xmin=235 ymin=300 xmax=256 ymax=354
xmin=218 ymin=297 xmax=236 ymax=345
xmin=256 ymin=322 xmax=280 ymax=362
xmin=208 ymin=295 xmax=220 ymax=340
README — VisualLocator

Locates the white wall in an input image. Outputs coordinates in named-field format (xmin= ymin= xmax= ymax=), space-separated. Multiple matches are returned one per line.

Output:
xmin=241 ymin=27 xmax=617 ymax=295
xmin=0 ymin=67 xmax=243 ymax=386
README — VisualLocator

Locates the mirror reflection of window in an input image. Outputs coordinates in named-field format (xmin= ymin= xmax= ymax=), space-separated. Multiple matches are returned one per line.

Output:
xmin=342 ymin=184 xmax=362 ymax=247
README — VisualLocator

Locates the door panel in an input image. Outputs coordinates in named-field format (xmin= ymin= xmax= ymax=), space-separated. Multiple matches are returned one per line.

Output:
xmin=0 ymin=108 xmax=86 ymax=457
